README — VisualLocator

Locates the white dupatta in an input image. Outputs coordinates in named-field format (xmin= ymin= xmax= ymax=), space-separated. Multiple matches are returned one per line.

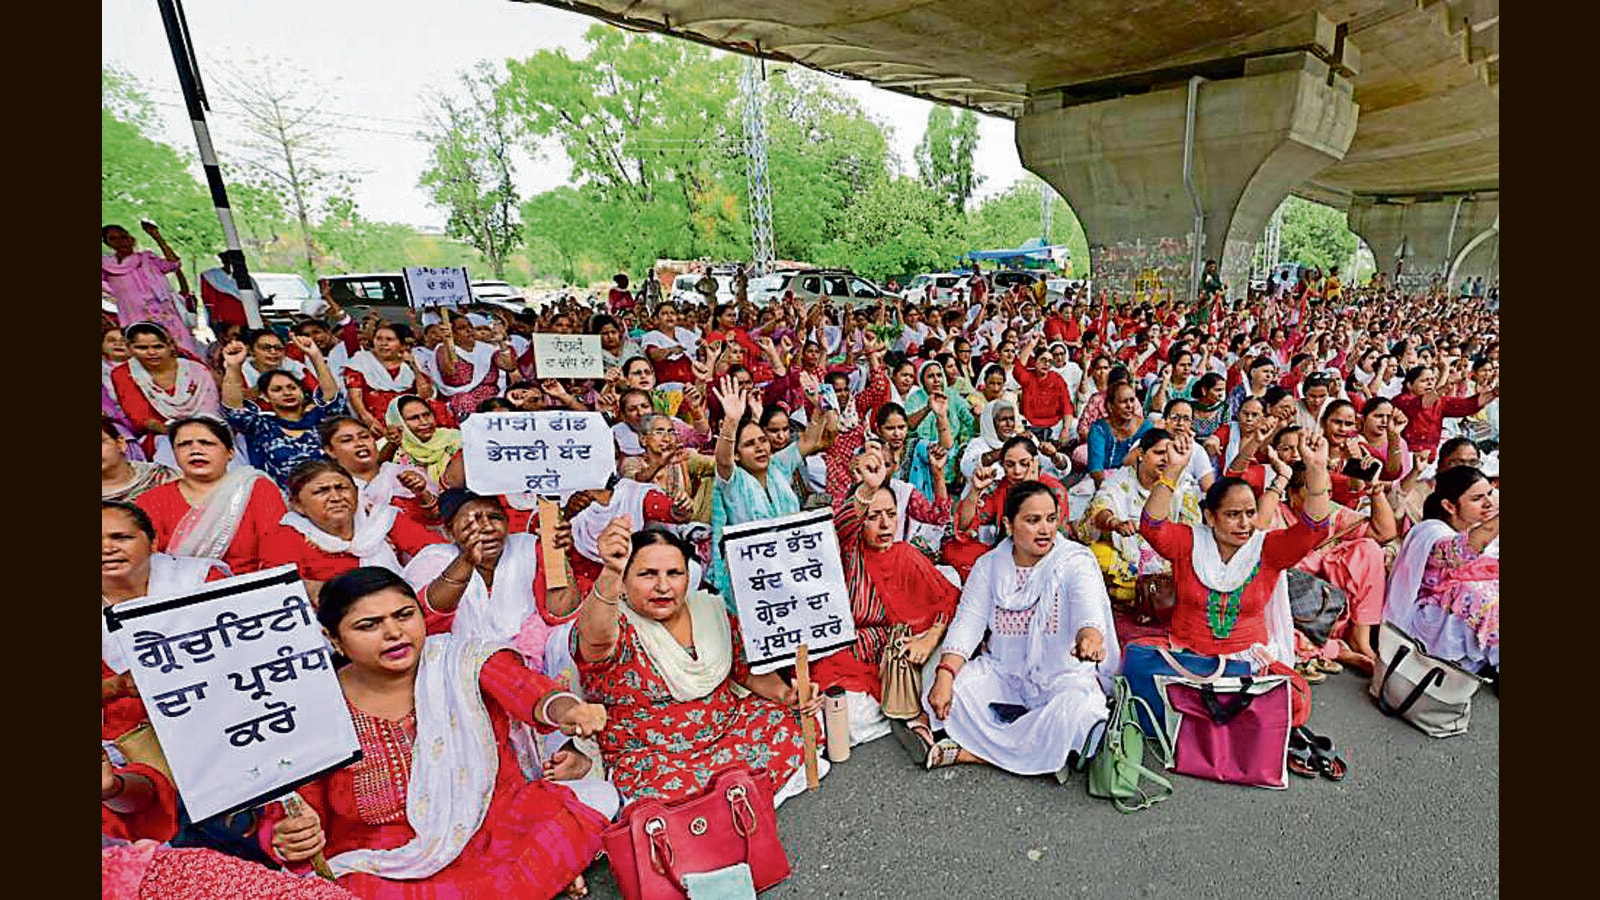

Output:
xmin=571 ymin=480 xmax=656 ymax=562
xmin=278 ymin=505 xmax=404 ymax=575
xmin=432 ymin=341 xmax=499 ymax=397
xmin=404 ymin=533 xmax=544 ymax=644
xmin=102 ymin=553 xmax=227 ymax=673
xmin=353 ymin=462 xmax=431 ymax=515
xmin=327 ymin=635 xmax=508 ymax=880
xmin=1189 ymin=525 xmax=1295 ymax=667
xmin=169 ymin=467 xmax=272 ymax=562
xmin=1383 ymin=518 xmax=1501 ymax=636
xmin=344 ymin=350 xmax=416 ymax=393
xmin=619 ymin=590 xmax=733 ymax=703
xmin=125 ymin=358 xmax=219 ymax=421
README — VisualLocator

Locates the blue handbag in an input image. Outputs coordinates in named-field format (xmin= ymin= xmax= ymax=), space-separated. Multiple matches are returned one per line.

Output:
xmin=1121 ymin=642 xmax=1251 ymax=742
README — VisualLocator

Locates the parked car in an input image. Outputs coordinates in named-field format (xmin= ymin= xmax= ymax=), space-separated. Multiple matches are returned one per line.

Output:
xmin=901 ymin=272 xmax=966 ymax=304
xmin=747 ymin=269 xmax=802 ymax=305
xmin=323 ymin=273 xmax=412 ymax=323
xmin=253 ymin=272 xmax=319 ymax=322
xmin=779 ymin=268 xmax=891 ymax=307
xmin=470 ymin=280 xmax=527 ymax=316
xmin=989 ymin=269 xmax=1047 ymax=293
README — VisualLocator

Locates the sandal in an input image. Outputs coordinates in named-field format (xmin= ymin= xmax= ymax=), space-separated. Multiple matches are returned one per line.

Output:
xmin=1287 ymin=729 xmax=1319 ymax=779
xmin=1312 ymin=658 xmax=1344 ymax=675
xmin=1302 ymin=729 xmax=1348 ymax=782
xmin=1295 ymin=662 xmax=1328 ymax=684
xmin=927 ymin=738 xmax=963 ymax=770
xmin=891 ymin=719 xmax=935 ymax=767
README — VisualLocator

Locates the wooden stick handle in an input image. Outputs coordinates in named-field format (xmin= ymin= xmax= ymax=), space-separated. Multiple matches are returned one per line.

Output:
xmin=281 ymin=793 xmax=336 ymax=881
xmin=795 ymin=644 xmax=819 ymax=792
xmin=538 ymin=498 xmax=569 ymax=590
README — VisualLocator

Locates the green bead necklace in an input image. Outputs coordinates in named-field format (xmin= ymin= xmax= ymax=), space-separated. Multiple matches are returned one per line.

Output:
xmin=1205 ymin=562 xmax=1259 ymax=638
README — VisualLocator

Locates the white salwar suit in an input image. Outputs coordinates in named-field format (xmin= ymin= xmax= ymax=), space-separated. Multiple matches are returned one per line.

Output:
xmin=926 ymin=535 xmax=1120 ymax=775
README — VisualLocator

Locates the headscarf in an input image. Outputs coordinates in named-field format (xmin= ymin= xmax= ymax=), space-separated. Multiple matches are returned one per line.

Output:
xmin=903 ymin=359 xmax=976 ymax=457
xmin=385 ymin=395 xmax=462 ymax=483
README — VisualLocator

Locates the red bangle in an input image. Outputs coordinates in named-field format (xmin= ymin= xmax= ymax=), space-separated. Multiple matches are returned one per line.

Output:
xmin=937 ymin=662 xmax=960 ymax=680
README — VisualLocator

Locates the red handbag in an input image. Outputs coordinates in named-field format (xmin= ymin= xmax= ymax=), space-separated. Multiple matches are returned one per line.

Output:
xmin=602 ymin=765 xmax=792 ymax=900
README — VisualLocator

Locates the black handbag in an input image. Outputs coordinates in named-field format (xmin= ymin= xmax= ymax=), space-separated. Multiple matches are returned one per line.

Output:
xmin=1285 ymin=570 xmax=1347 ymax=646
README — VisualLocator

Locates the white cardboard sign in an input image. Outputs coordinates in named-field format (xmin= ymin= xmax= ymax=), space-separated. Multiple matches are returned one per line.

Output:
xmin=532 ymin=333 xmax=604 ymax=379
xmin=722 ymin=508 xmax=856 ymax=674
xmin=403 ymin=266 xmax=471 ymax=309
xmin=461 ymin=410 xmax=615 ymax=496
xmin=103 ymin=566 xmax=360 ymax=822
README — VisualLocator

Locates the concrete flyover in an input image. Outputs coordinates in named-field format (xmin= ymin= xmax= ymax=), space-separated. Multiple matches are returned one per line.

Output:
xmin=512 ymin=1 xmax=1498 ymax=297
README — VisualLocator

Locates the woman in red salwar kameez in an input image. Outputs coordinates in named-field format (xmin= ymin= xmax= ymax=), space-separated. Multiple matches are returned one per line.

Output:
xmin=341 ymin=323 xmax=454 ymax=436
xmin=262 ymin=459 xmax=447 ymax=605
xmin=137 ymin=418 xmax=288 ymax=576
xmin=573 ymin=521 xmax=822 ymax=805
xmin=262 ymin=568 xmax=609 ymax=899
xmin=811 ymin=446 xmax=958 ymax=707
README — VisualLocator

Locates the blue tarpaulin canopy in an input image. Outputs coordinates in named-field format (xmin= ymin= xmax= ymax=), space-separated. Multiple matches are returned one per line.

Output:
xmin=960 ymin=238 xmax=1068 ymax=262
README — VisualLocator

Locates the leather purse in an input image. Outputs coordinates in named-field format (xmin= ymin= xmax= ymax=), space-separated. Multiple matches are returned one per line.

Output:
xmin=602 ymin=765 xmax=791 ymax=900
xmin=1286 ymin=569 xmax=1348 ymax=646
xmin=1132 ymin=573 xmax=1177 ymax=626
xmin=879 ymin=623 xmax=923 ymax=720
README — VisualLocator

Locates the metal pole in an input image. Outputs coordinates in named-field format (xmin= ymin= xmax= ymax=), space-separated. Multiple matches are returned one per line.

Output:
xmin=155 ymin=0 xmax=264 ymax=329
xmin=1181 ymin=76 xmax=1207 ymax=301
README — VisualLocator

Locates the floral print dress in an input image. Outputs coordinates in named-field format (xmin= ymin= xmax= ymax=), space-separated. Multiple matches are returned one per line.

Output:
xmin=574 ymin=614 xmax=807 ymax=804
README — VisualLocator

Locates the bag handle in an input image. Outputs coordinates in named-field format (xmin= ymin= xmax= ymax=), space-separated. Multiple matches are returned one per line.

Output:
xmin=1155 ymin=646 xmax=1229 ymax=683
xmin=646 ymin=780 xmax=760 ymax=891
xmin=1376 ymin=658 xmax=1447 ymax=718
xmin=1291 ymin=581 xmax=1336 ymax=625
xmin=1113 ymin=759 xmax=1173 ymax=814
xmin=1125 ymin=694 xmax=1173 ymax=765
xmin=1373 ymin=645 xmax=1410 ymax=718
xmin=1199 ymin=678 xmax=1257 ymax=725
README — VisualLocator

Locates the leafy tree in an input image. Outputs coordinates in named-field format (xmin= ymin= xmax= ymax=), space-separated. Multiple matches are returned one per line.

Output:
xmin=419 ymin=63 xmax=522 ymax=279
xmin=818 ymin=176 xmax=961 ymax=282
xmin=101 ymin=66 xmax=220 ymax=270
xmin=1276 ymin=196 xmax=1359 ymax=273
xmin=914 ymin=105 xmax=981 ymax=213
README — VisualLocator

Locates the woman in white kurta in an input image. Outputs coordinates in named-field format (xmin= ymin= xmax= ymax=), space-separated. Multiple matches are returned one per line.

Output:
xmin=924 ymin=481 xmax=1120 ymax=775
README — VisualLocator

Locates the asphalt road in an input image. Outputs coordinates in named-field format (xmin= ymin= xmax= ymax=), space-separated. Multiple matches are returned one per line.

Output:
xmin=580 ymin=670 xmax=1498 ymax=898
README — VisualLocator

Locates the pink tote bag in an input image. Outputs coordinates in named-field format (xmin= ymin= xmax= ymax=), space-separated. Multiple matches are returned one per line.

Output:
xmin=1155 ymin=674 xmax=1292 ymax=790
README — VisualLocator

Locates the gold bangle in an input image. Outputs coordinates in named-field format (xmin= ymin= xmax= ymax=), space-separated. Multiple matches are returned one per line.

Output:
xmin=1156 ymin=476 xmax=1178 ymax=491
xmin=436 ymin=569 xmax=469 ymax=586
xmin=588 ymin=586 xmax=621 ymax=606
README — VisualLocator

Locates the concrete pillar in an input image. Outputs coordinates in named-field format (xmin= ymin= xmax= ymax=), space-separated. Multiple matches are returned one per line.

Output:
xmin=1450 ymin=226 xmax=1499 ymax=287
xmin=1348 ymin=193 xmax=1498 ymax=292
xmin=1017 ymin=50 xmax=1358 ymax=300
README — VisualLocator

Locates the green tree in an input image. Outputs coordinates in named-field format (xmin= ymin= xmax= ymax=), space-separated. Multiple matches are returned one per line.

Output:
xmin=819 ymin=176 xmax=961 ymax=282
xmin=913 ymin=105 xmax=981 ymax=213
xmin=1277 ymin=196 xmax=1359 ymax=273
xmin=419 ymin=63 xmax=522 ymax=279
xmin=500 ymin=26 xmax=745 ymax=275
xmin=101 ymin=66 xmax=220 ymax=269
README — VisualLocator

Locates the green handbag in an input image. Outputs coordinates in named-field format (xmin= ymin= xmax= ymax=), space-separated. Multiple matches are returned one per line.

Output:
xmin=1085 ymin=675 xmax=1174 ymax=813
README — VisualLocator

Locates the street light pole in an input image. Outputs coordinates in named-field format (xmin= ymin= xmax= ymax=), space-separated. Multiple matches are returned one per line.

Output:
xmin=154 ymin=0 xmax=264 ymax=328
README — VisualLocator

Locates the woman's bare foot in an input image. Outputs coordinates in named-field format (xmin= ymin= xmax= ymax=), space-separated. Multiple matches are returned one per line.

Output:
xmin=543 ymin=745 xmax=594 ymax=782
xmin=1335 ymin=645 xmax=1375 ymax=676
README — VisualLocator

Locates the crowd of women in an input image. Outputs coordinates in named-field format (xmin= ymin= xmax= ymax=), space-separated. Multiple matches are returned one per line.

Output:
xmin=101 ymin=222 xmax=1500 ymax=898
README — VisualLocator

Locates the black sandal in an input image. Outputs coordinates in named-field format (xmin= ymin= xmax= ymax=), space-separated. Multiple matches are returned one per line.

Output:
xmin=1288 ymin=728 xmax=1319 ymax=779
xmin=1303 ymin=728 xmax=1348 ymax=781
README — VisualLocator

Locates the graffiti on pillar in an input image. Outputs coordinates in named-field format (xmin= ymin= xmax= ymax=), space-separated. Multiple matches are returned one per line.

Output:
xmin=1089 ymin=236 xmax=1193 ymax=300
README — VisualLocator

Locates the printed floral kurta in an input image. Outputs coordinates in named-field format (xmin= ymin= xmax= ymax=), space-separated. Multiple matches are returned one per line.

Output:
xmin=574 ymin=614 xmax=806 ymax=803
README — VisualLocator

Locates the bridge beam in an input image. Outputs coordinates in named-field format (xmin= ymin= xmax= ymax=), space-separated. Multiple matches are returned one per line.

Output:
xmin=1348 ymin=192 xmax=1498 ymax=291
xmin=1017 ymin=51 xmax=1358 ymax=300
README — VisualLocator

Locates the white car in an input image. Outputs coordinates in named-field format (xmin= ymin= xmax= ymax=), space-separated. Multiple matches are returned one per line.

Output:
xmin=901 ymin=272 xmax=966 ymax=304
xmin=748 ymin=270 xmax=802 ymax=306
xmin=470 ymin=280 xmax=526 ymax=315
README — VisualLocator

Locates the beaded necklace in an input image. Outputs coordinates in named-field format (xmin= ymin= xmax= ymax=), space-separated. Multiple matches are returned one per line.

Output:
xmin=1205 ymin=562 xmax=1259 ymax=638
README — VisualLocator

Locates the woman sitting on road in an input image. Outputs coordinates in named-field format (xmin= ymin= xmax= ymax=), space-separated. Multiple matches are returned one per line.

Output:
xmin=385 ymin=394 xmax=464 ymax=486
xmin=812 ymin=447 xmax=960 ymax=744
xmin=261 ymin=567 xmax=609 ymax=898
xmin=136 ymin=416 xmax=288 ymax=576
xmin=341 ymin=321 xmax=452 ymax=437
xmin=1139 ymin=432 xmax=1334 ymax=675
xmin=263 ymin=459 xmax=447 ymax=606
xmin=945 ymin=436 xmax=1071 ymax=579
xmin=318 ymin=417 xmax=440 ymax=524
xmin=220 ymin=337 xmax=348 ymax=487
xmin=574 ymin=522 xmax=824 ymax=804
xmin=1086 ymin=380 xmax=1154 ymax=486
xmin=923 ymin=482 xmax=1117 ymax=775
xmin=960 ymin=398 xmax=1023 ymax=483
xmin=1079 ymin=428 xmax=1202 ymax=606
xmin=101 ymin=417 xmax=177 ymax=503
xmin=109 ymin=322 xmax=226 ymax=467
xmin=1384 ymin=465 xmax=1500 ymax=677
